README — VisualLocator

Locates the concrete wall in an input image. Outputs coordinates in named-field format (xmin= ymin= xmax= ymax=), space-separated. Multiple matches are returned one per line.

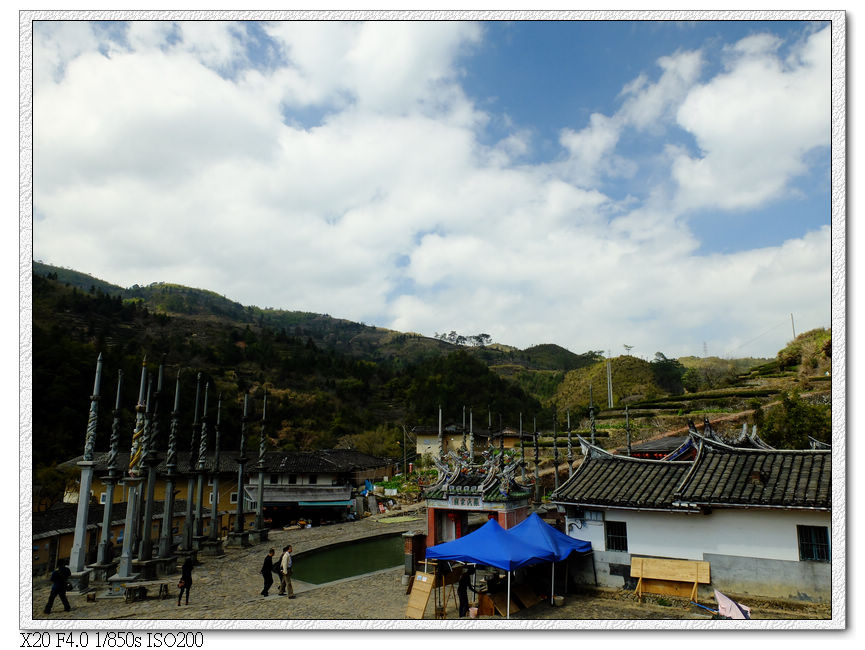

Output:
xmin=562 ymin=506 xmax=831 ymax=602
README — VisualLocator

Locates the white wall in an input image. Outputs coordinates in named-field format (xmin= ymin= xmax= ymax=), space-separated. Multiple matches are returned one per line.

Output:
xmin=566 ymin=508 xmax=830 ymax=562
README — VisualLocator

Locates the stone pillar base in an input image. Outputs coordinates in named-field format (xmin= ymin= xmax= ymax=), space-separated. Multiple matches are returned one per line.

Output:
xmin=249 ymin=528 xmax=269 ymax=544
xmin=198 ymin=539 xmax=225 ymax=557
xmin=191 ymin=535 xmax=209 ymax=551
xmin=151 ymin=556 xmax=178 ymax=578
xmin=87 ymin=561 xmax=119 ymax=584
xmin=131 ymin=559 xmax=161 ymax=581
xmin=107 ymin=573 xmax=140 ymax=597
xmin=69 ymin=569 xmax=91 ymax=593
xmin=225 ymin=531 xmax=251 ymax=548
xmin=174 ymin=549 xmax=199 ymax=566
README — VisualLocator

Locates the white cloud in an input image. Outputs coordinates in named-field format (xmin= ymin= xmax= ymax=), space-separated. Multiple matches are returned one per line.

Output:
xmin=672 ymin=26 xmax=830 ymax=212
xmin=32 ymin=20 xmax=831 ymax=360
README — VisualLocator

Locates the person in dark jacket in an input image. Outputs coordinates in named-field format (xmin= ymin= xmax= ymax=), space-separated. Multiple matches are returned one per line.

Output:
xmin=177 ymin=557 xmax=194 ymax=606
xmin=261 ymin=548 xmax=276 ymax=596
xmin=457 ymin=566 xmax=478 ymax=617
xmin=44 ymin=559 xmax=72 ymax=614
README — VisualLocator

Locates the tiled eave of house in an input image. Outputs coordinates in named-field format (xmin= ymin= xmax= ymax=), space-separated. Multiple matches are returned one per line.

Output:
xmin=32 ymin=500 xmax=191 ymax=540
xmin=551 ymin=439 xmax=693 ymax=510
xmin=553 ymin=436 xmax=831 ymax=513
xmin=675 ymin=438 xmax=831 ymax=510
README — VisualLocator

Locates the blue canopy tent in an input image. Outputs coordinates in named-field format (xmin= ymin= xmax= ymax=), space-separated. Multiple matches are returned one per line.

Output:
xmin=425 ymin=518 xmax=556 ymax=617
xmin=508 ymin=513 xmax=593 ymax=604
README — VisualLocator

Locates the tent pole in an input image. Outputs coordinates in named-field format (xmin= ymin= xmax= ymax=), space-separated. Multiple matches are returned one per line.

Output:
xmin=551 ymin=562 xmax=555 ymax=605
xmin=507 ymin=571 xmax=511 ymax=619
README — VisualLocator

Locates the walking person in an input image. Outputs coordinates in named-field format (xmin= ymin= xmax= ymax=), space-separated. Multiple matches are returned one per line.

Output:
xmin=261 ymin=548 xmax=276 ymax=596
xmin=177 ymin=556 xmax=194 ymax=606
xmin=280 ymin=545 xmax=295 ymax=598
xmin=277 ymin=546 xmax=288 ymax=595
xmin=44 ymin=559 xmax=72 ymax=614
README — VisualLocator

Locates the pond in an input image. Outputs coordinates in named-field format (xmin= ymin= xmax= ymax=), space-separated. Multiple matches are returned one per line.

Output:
xmin=292 ymin=534 xmax=404 ymax=585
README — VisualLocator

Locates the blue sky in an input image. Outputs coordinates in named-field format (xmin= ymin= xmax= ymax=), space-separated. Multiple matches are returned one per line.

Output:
xmin=30 ymin=16 xmax=835 ymax=359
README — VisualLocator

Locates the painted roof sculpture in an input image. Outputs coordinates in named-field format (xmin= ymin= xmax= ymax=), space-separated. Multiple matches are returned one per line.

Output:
xmin=423 ymin=448 xmax=532 ymax=503
xmin=690 ymin=418 xmax=775 ymax=450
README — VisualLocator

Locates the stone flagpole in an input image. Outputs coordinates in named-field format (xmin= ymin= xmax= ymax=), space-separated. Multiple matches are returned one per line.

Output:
xmin=182 ymin=373 xmax=202 ymax=552
xmin=139 ymin=360 xmax=165 ymax=562
xmin=157 ymin=369 xmax=182 ymax=558
xmin=113 ymin=358 xmax=148 ymax=582
xmin=552 ymin=409 xmax=559 ymax=492
xmin=94 ymin=369 xmax=122 ymax=574
xmin=533 ymin=415 xmax=541 ymax=503
xmin=227 ymin=392 xmax=251 ymax=547
xmin=252 ymin=389 xmax=269 ymax=543
xmin=193 ymin=383 xmax=210 ymax=543
xmin=199 ymin=393 xmax=226 ymax=556
xmin=68 ymin=353 xmax=103 ymax=591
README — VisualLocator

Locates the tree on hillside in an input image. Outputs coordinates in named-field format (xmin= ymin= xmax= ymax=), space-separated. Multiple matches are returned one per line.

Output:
xmin=337 ymin=424 xmax=401 ymax=457
xmin=760 ymin=390 xmax=831 ymax=449
xmin=650 ymin=352 xmax=685 ymax=395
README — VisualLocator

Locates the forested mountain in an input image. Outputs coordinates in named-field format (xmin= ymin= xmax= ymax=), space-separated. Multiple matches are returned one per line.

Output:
xmin=30 ymin=262 xmax=826 ymax=474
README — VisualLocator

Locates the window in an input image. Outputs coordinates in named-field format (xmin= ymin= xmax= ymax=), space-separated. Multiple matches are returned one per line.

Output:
xmin=99 ymin=493 xmax=107 ymax=504
xmin=797 ymin=525 xmax=830 ymax=562
xmin=308 ymin=474 xmax=317 ymax=485
xmin=288 ymin=475 xmax=297 ymax=485
xmin=269 ymin=474 xmax=279 ymax=484
xmin=229 ymin=492 xmax=238 ymax=504
xmin=208 ymin=491 xmax=215 ymax=505
xmin=605 ymin=521 xmax=628 ymax=552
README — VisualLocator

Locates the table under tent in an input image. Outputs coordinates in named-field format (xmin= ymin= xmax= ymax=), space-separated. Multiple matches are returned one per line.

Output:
xmin=420 ymin=514 xmax=592 ymax=618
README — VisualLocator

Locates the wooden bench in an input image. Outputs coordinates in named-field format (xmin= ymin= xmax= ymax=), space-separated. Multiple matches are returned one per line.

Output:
xmin=122 ymin=580 xmax=172 ymax=603
xmin=630 ymin=557 xmax=710 ymax=602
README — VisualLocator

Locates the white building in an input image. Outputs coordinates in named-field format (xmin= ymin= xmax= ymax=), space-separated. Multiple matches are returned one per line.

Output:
xmin=552 ymin=436 xmax=831 ymax=602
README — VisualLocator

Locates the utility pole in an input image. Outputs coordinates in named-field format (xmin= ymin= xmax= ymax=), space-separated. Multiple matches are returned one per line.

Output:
xmin=626 ymin=405 xmax=632 ymax=457
xmin=606 ymin=359 xmax=614 ymax=408
xmin=791 ymin=313 xmax=796 ymax=339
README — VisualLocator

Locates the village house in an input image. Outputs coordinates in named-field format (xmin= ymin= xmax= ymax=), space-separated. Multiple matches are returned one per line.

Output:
xmin=413 ymin=423 xmax=536 ymax=462
xmin=552 ymin=436 xmax=831 ymax=602
xmin=56 ymin=448 xmax=394 ymax=553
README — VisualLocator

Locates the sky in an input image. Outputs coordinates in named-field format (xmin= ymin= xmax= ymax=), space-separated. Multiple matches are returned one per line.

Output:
xmin=30 ymin=16 xmax=835 ymax=360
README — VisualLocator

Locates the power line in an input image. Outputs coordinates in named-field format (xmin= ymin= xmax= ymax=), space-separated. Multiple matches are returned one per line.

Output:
xmin=724 ymin=317 xmax=790 ymax=356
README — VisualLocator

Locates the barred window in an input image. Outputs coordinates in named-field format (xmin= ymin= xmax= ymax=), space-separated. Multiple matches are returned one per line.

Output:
xmin=797 ymin=525 xmax=830 ymax=562
xmin=605 ymin=520 xmax=628 ymax=552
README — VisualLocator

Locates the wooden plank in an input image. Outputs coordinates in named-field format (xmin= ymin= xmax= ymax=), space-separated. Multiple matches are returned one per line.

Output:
xmin=405 ymin=572 xmax=435 ymax=619
xmin=640 ymin=578 xmax=698 ymax=599
xmin=512 ymin=584 xmax=542 ymax=609
xmin=477 ymin=592 xmax=495 ymax=617
xmin=489 ymin=592 xmax=520 ymax=616
xmin=630 ymin=558 xmax=710 ymax=584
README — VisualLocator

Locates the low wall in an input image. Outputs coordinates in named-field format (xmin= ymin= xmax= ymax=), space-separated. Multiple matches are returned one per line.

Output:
xmin=567 ymin=550 xmax=831 ymax=603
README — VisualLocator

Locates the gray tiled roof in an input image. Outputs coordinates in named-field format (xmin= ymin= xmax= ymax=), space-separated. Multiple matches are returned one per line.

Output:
xmin=553 ymin=436 xmax=830 ymax=512
xmin=552 ymin=442 xmax=693 ymax=510
xmin=32 ymin=500 xmax=190 ymax=538
xmin=675 ymin=438 xmax=831 ymax=509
